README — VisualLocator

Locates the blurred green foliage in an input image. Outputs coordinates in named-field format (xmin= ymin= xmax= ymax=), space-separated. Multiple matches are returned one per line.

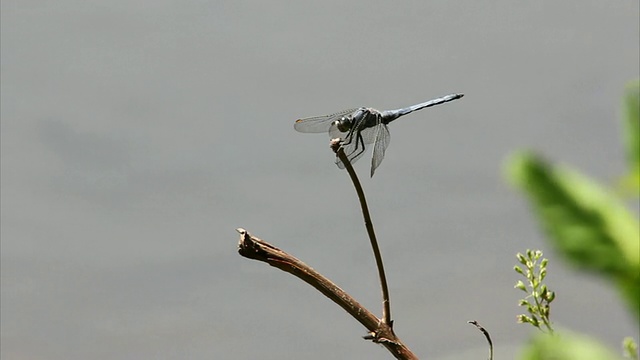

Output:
xmin=519 ymin=330 xmax=622 ymax=360
xmin=507 ymin=151 xmax=639 ymax=317
xmin=506 ymin=82 xmax=640 ymax=359
xmin=619 ymin=81 xmax=640 ymax=197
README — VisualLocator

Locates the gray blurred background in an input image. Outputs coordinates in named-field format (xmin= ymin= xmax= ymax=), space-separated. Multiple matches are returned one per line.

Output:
xmin=2 ymin=1 xmax=638 ymax=359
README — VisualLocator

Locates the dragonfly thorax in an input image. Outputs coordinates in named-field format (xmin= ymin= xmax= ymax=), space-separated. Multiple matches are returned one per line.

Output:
xmin=334 ymin=108 xmax=381 ymax=134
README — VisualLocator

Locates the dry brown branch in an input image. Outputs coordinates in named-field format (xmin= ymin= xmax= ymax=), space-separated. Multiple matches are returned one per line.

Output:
xmin=236 ymin=228 xmax=418 ymax=360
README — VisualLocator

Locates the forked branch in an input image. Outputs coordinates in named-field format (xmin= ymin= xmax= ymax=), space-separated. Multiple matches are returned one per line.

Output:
xmin=236 ymin=139 xmax=414 ymax=359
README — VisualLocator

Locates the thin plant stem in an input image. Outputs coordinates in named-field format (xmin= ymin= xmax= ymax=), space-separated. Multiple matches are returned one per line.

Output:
xmin=532 ymin=282 xmax=553 ymax=333
xmin=468 ymin=320 xmax=494 ymax=360
xmin=333 ymin=141 xmax=392 ymax=326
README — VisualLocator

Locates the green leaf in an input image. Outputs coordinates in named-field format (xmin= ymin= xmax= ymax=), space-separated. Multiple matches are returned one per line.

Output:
xmin=517 ymin=252 xmax=528 ymax=265
xmin=540 ymin=258 xmax=548 ymax=268
xmin=546 ymin=291 xmax=555 ymax=303
xmin=506 ymin=152 xmax=640 ymax=319
xmin=515 ymin=280 xmax=528 ymax=292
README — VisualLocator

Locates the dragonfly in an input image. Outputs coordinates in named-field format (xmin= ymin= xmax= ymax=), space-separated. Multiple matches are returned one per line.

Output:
xmin=294 ymin=93 xmax=463 ymax=177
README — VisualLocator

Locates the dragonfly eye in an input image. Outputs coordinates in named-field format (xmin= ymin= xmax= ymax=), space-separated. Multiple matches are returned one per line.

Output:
xmin=335 ymin=117 xmax=351 ymax=133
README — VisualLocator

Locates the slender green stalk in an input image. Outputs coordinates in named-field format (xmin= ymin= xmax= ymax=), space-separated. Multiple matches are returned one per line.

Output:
xmin=514 ymin=249 xmax=555 ymax=334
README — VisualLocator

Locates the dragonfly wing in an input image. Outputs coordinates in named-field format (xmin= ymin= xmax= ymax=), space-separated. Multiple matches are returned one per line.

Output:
xmin=329 ymin=122 xmax=347 ymax=139
xmin=331 ymin=121 xmax=378 ymax=143
xmin=370 ymin=124 xmax=390 ymax=177
xmin=294 ymin=108 xmax=358 ymax=133
xmin=334 ymin=126 xmax=379 ymax=169
xmin=357 ymin=126 xmax=379 ymax=145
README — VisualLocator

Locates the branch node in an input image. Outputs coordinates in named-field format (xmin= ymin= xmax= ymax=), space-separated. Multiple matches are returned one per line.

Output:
xmin=362 ymin=323 xmax=399 ymax=346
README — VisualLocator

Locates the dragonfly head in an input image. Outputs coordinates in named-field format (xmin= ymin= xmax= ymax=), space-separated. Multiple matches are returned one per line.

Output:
xmin=334 ymin=115 xmax=352 ymax=133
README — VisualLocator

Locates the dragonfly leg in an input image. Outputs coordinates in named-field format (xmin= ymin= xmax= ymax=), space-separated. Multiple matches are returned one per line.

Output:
xmin=339 ymin=109 xmax=366 ymax=146
xmin=341 ymin=126 xmax=357 ymax=146
xmin=347 ymin=131 xmax=366 ymax=161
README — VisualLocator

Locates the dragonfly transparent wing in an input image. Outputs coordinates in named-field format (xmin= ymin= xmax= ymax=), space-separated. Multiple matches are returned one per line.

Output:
xmin=335 ymin=126 xmax=380 ymax=169
xmin=294 ymin=108 xmax=358 ymax=133
xmin=369 ymin=123 xmax=391 ymax=177
xmin=327 ymin=118 xmax=379 ymax=141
